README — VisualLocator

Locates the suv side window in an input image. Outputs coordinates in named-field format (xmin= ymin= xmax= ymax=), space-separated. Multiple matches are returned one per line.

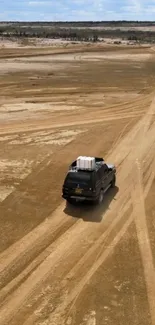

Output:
xmin=96 ymin=164 xmax=109 ymax=181
xmin=100 ymin=164 xmax=109 ymax=179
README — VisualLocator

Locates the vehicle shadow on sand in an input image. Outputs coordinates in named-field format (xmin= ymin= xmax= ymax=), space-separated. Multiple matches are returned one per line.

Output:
xmin=63 ymin=186 xmax=119 ymax=223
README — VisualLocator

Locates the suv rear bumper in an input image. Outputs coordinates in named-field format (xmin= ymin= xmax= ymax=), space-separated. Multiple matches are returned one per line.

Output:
xmin=62 ymin=194 xmax=97 ymax=202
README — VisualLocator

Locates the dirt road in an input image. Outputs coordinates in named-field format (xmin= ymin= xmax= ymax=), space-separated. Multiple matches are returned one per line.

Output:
xmin=0 ymin=43 xmax=155 ymax=324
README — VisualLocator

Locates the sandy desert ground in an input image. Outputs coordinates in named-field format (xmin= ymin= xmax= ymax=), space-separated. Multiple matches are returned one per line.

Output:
xmin=0 ymin=41 xmax=155 ymax=325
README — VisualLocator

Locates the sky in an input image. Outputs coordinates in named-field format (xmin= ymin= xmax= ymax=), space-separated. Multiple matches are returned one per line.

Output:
xmin=1 ymin=0 xmax=155 ymax=21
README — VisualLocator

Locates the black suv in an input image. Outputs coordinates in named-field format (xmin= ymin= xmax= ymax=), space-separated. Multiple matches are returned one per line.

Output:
xmin=62 ymin=157 xmax=116 ymax=205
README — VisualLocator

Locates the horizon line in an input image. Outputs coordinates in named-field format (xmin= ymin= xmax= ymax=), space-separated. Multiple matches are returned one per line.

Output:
xmin=0 ymin=20 xmax=155 ymax=23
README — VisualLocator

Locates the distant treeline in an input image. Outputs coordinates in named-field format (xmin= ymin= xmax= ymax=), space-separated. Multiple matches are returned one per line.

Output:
xmin=0 ymin=22 xmax=155 ymax=42
xmin=0 ymin=20 xmax=155 ymax=27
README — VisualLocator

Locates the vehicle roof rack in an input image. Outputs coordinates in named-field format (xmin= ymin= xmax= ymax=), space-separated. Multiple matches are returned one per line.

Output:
xmin=68 ymin=156 xmax=105 ymax=173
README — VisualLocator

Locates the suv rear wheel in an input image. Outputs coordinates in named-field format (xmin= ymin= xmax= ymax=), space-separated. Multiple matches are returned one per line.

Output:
xmin=96 ymin=190 xmax=104 ymax=205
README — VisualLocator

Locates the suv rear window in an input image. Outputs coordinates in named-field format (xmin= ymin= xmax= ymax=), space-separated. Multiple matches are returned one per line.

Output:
xmin=66 ymin=171 xmax=92 ymax=185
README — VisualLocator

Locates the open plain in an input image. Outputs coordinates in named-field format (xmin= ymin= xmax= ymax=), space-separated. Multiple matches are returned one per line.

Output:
xmin=0 ymin=41 xmax=155 ymax=325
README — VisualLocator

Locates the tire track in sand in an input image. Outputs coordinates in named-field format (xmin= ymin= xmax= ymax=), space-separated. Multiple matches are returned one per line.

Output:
xmin=0 ymin=191 xmax=130 ymax=306
xmin=131 ymin=91 xmax=155 ymax=321
xmin=0 ymin=96 xmax=155 ymax=324
xmin=38 ymin=96 xmax=155 ymax=325
xmin=32 ymin=161 xmax=153 ymax=325
xmin=22 ymin=95 xmax=155 ymax=325
xmin=0 ymin=94 xmax=151 ymax=284
xmin=0 ymin=187 xmax=130 ymax=323
xmin=131 ymin=159 xmax=155 ymax=325
xmin=0 ymin=93 xmax=151 ymax=136
xmin=0 ymin=109 xmax=148 ymax=289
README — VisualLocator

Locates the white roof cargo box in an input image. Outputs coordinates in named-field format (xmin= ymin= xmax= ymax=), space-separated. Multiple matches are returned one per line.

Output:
xmin=88 ymin=157 xmax=96 ymax=170
xmin=77 ymin=156 xmax=83 ymax=169
xmin=76 ymin=156 xmax=96 ymax=170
